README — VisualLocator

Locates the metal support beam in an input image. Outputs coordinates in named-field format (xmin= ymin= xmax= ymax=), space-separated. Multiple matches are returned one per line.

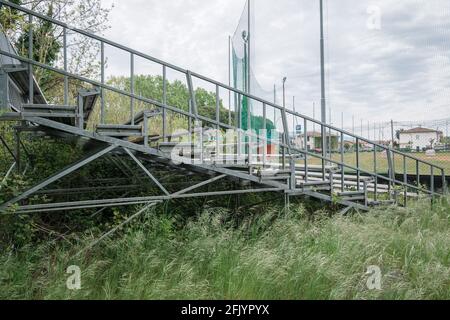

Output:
xmin=0 ymin=145 xmax=116 ymax=211
xmin=123 ymin=147 xmax=170 ymax=196
xmin=173 ymin=174 xmax=227 ymax=196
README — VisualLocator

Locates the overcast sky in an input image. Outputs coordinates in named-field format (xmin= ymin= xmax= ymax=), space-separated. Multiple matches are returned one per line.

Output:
xmin=100 ymin=0 xmax=450 ymax=133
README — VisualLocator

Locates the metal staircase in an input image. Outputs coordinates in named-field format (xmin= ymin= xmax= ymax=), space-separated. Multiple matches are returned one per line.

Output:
xmin=0 ymin=1 xmax=447 ymax=215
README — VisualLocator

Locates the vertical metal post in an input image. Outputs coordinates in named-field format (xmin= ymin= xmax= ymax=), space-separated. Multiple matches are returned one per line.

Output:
xmin=374 ymin=147 xmax=378 ymax=202
xmin=320 ymin=0 xmax=327 ymax=159
xmin=130 ymin=53 xmax=135 ymax=125
xmin=162 ymin=65 xmax=167 ymax=142
xmin=77 ymin=93 xmax=84 ymax=129
xmin=416 ymin=160 xmax=420 ymax=196
xmin=391 ymin=119 xmax=395 ymax=149
xmin=292 ymin=97 xmax=295 ymax=136
xmin=28 ymin=14 xmax=33 ymax=104
xmin=237 ymin=94 xmax=242 ymax=160
xmin=304 ymin=118 xmax=308 ymax=183
xmin=101 ymin=41 xmax=105 ymax=124
xmin=340 ymin=132 xmax=344 ymax=192
xmin=403 ymin=156 xmax=407 ymax=206
xmin=321 ymin=123 xmax=326 ymax=180
xmin=228 ymin=35 xmax=232 ymax=126
xmin=263 ymin=103 xmax=267 ymax=167
xmin=63 ymin=27 xmax=68 ymax=105
xmin=356 ymin=138 xmax=360 ymax=191
xmin=247 ymin=0 xmax=251 ymax=95
xmin=143 ymin=112 xmax=148 ymax=148
xmin=216 ymin=84 xmax=220 ymax=164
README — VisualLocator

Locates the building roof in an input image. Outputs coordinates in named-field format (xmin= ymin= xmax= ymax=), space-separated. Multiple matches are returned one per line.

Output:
xmin=400 ymin=127 xmax=442 ymax=134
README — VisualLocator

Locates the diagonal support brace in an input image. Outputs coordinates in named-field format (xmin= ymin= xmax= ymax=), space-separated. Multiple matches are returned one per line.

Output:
xmin=123 ymin=147 xmax=170 ymax=196
xmin=172 ymin=174 xmax=227 ymax=196
xmin=0 ymin=145 xmax=116 ymax=211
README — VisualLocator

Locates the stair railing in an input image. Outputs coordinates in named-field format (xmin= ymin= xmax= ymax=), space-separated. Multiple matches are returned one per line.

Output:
xmin=0 ymin=0 xmax=445 ymax=201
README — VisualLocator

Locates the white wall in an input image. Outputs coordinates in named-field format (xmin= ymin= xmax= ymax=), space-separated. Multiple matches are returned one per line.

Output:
xmin=399 ymin=132 xmax=439 ymax=150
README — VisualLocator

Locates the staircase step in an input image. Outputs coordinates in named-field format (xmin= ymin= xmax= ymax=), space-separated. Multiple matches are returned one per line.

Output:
xmin=341 ymin=196 xmax=366 ymax=201
xmin=298 ymin=180 xmax=331 ymax=187
xmin=21 ymin=112 xmax=76 ymax=118
xmin=22 ymin=104 xmax=77 ymax=112
xmin=337 ymin=191 xmax=365 ymax=197
xmin=124 ymin=110 xmax=162 ymax=125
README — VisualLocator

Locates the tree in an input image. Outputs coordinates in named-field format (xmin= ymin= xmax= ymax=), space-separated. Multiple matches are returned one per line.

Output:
xmin=0 ymin=0 xmax=113 ymax=101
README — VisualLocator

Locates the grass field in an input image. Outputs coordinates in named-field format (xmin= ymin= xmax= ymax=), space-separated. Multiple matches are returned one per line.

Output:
xmin=1 ymin=197 xmax=449 ymax=300
xmin=306 ymin=152 xmax=450 ymax=175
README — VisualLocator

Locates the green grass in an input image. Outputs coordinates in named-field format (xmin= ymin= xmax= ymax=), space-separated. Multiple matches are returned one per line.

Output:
xmin=306 ymin=152 xmax=450 ymax=175
xmin=1 ymin=197 xmax=449 ymax=300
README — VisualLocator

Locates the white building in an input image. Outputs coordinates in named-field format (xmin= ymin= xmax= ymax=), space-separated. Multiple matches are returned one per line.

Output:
xmin=398 ymin=127 xmax=443 ymax=151
xmin=293 ymin=131 xmax=339 ymax=151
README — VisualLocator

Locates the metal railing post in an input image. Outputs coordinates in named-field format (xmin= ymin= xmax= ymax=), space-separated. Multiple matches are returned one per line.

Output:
xmin=356 ymin=138 xmax=360 ymax=191
xmin=216 ymin=84 xmax=220 ymax=164
xmin=63 ymin=27 xmax=68 ymax=105
xmin=304 ymin=118 xmax=308 ymax=183
xmin=100 ymin=41 xmax=105 ymax=124
xmin=403 ymin=156 xmax=407 ymax=207
xmin=373 ymin=146 xmax=378 ymax=202
xmin=28 ymin=14 xmax=33 ymax=104
xmin=130 ymin=53 xmax=135 ymax=125
xmin=262 ymin=103 xmax=267 ymax=167
xmin=340 ymin=132 xmax=344 ymax=192
xmin=162 ymin=65 xmax=167 ymax=142
xmin=77 ymin=93 xmax=84 ymax=129
xmin=143 ymin=112 xmax=148 ymax=147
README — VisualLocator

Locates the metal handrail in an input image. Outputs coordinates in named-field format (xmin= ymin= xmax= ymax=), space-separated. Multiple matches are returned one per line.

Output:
xmin=0 ymin=0 xmax=445 ymax=199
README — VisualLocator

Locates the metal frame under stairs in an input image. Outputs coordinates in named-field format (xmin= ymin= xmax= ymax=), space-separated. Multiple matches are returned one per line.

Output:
xmin=0 ymin=1 xmax=447 ymax=215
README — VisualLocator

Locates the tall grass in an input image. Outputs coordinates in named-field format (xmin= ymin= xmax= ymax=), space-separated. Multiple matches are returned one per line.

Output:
xmin=0 ymin=197 xmax=449 ymax=300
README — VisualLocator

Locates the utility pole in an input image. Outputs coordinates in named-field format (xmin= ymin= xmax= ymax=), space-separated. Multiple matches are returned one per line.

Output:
xmin=352 ymin=115 xmax=355 ymax=135
xmin=273 ymin=84 xmax=276 ymax=104
xmin=320 ymin=0 xmax=327 ymax=158
xmin=391 ymin=119 xmax=395 ymax=149
xmin=292 ymin=96 xmax=296 ymax=137
xmin=313 ymin=102 xmax=316 ymax=133
xmin=373 ymin=123 xmax=376 ymax=142
xmin=247 ymin=0 xmax=251 ymax=95
xmin=228 ymin=35 xmax=232 ymax=125
xmin=282 ymin=77 xmax=287 ymax=108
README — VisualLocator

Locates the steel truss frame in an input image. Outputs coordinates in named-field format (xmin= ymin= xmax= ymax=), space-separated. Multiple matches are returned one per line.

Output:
xmin=0 ymin=1 xmax=446 ymax=216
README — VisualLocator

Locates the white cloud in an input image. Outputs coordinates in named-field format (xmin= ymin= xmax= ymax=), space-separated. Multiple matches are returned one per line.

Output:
xmin=99 ymin=0 xmax=450 ymax=132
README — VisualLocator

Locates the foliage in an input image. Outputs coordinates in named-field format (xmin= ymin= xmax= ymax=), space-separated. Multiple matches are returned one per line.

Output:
xmin=0 ymin=0 xmax=112 ymax=102
xmin=0 ymin=197 xmax=449 ymax=299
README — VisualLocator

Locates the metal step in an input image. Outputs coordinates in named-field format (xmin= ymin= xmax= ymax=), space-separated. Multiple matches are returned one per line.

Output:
xmin=124 ymin=110 xmax=162 ymax=125
xmin=96 ymin=124 xmax=142 ymax=137
xmin=22 ymin=104 xmax=77 ymax=111
xmin=21 ymin=104 xmax=77 ymax=118
xmin=341 ymin=196 xmax=366 ymax=201
xmin=298 ymin=180 xmax=331 ymax=187
xmin=337 ymin=191 xmax=365 ymax=197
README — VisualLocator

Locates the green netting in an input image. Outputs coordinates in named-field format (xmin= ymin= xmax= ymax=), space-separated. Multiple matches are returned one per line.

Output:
xmin=232 ymin=0 xmax=276 ymax=140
